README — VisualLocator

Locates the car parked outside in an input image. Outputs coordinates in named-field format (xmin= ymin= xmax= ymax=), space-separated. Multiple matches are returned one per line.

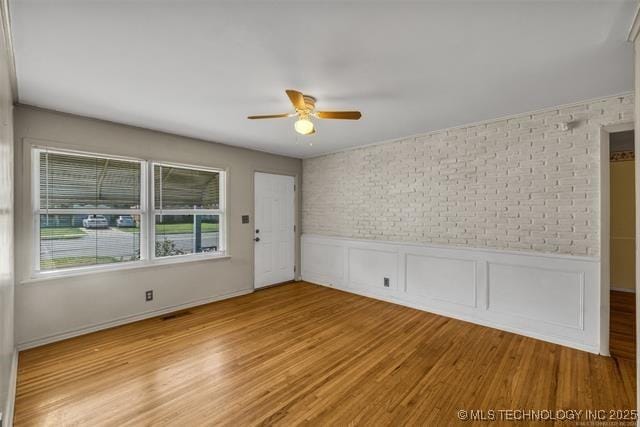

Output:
xmin=82 ymin=215 xmax=109 ymax=229
xmin=116 ymin=215 xmax=136 ymax=228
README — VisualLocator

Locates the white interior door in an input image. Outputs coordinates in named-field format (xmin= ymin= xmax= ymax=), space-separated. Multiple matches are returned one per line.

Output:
xmin=254 ymin=172 xmax=295 ymax=288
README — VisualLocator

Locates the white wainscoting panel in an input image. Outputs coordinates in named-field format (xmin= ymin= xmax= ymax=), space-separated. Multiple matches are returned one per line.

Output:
xmin=301 ymin=234 xmax=601 ymax=354
xmin=349 ymin=247 xmax=398 ymax=290
xmin=406 ymin=254 xmax=477 ymax=308
xmin=487 ymin=263 xmax=583 ymax=330
xmin=301 ymin=241 xmax=344 ymax=286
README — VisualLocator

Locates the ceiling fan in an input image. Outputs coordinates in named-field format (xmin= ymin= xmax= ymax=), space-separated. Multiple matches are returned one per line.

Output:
xmin=248 ymin=89 xmax=362 ymax=135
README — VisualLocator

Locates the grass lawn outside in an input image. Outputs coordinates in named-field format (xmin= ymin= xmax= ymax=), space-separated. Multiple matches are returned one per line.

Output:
xmin=40 ymin=256 xmax=131 ymax=269
xmin=41 ymin=227 xmax=87 ymax=240
xmin=119 ymin=223 xmax=219 ymax=234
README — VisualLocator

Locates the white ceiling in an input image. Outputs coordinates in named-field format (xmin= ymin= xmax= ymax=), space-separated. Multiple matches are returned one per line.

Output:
xmin=10 ymin=1 xmax=637 ymax=158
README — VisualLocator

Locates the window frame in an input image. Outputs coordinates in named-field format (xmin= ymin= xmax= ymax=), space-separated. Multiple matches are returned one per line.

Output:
xmin=31 ymin=147 xmax=228 ymax=278
xmin=149 ymin=161 xmax=227 ymax=261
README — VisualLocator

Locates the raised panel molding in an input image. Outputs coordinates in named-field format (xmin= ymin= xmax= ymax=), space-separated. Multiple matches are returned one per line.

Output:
xmin=348 ymin=247 xmax=398 ymax=290
xmin=301 ymin=234 xmax=600 ymax=354
xmin=486 ymin=263 xmax=584 ymax=331
xmin=405 ymin=254 xmax=477 ymax=308
xmin=301 ymin=242 xmax=344 ymax=286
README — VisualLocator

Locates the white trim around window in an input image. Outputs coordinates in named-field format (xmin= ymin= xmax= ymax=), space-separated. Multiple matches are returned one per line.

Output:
xmin=150 ymin=160 xmax=227 ymax=260
xmin=31 ymin=147 xmax=228 ymax=279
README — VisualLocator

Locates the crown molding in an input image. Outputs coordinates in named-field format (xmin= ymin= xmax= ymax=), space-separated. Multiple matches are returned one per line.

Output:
xmin=307 ymin=91 xmax=633 ymax=159
xmin=628 ymin=2 xmax=640 ymax=42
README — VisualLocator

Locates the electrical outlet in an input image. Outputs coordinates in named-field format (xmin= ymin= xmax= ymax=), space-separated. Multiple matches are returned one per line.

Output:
xmin=383 ymin=277 xmax=390 ymax=287
xmin=145 ymin=290 xmax=154 ymax=301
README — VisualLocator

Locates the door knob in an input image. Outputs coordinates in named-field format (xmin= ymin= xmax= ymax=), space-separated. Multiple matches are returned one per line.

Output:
xmin=254 ymin=237 xmax=260 ymax=242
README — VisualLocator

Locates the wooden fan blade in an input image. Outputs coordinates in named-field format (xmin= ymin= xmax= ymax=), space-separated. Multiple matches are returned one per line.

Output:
xmin=316 ymin=111 xmax=362 ymax=120
xmin=285 ymin=89 xmax=306 ymax=110
xmin=247 ymin=113 xmax=290 ymax=119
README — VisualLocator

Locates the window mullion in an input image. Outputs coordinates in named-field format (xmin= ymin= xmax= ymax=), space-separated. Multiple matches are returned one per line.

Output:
xmin=140 ymin=160 xmax=148 ymax=261
xmin=45 ymin=148 xmax=49 ymax=223
xmin=148 ymin=161 xmax=155 ymax=260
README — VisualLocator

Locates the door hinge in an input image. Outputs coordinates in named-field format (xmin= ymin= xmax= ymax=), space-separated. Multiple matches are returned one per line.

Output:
xmin=294 ymin=225 xmax=296 ymax=232
xmin=294 ymin=265 xmax=296 ymax=272
xmin=294 ymin=184 xmax=296 ymax=191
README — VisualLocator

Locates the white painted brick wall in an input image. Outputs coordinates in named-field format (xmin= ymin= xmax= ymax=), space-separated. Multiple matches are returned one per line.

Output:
xmin=302 ymin=94 xmax=634 ymax=256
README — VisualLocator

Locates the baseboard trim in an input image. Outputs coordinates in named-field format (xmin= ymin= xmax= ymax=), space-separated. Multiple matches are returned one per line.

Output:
xmin=17 ymin=288 xmax=253 ymax=350
xmin=2 ymin=349 xmax=18 ymax=427
xmin=610 ymin=287 xmax=636 ymax=293
xmin=308 ymin=279 xmax=599 ymax=354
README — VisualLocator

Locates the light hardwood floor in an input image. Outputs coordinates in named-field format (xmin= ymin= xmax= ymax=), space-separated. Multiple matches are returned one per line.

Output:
xmin=14 ymin=282 xmax=636 ymax=426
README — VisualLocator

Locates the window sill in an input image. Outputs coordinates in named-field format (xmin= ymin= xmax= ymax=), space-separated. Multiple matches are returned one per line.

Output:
xmin=21 ymin=254 xmax=232 ymax=285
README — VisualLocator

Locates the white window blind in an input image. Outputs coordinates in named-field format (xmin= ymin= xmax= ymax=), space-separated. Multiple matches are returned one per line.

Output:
xmin=36 ymin=149 xmax=144 ymax=271
xmin=153 ymin=163 xmax=225 ymax=258
xmin=32 ymin=148 xmax=227 ymax=276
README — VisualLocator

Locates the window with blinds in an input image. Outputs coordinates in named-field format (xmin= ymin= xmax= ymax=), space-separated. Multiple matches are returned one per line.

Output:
xmin=153 ymin=164 xmax=224 ymax=258
xmin=32 ymin=148 xmax=226 ymax=275
xmin=35 ymin=149 xmax=144 ymax=272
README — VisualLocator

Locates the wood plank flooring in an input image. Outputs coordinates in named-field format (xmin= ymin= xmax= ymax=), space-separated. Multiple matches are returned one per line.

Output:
xmin=610 ymin=290 xmax=636 ymax=361
xmin=14 ymin=282 xmax=636 ymax=426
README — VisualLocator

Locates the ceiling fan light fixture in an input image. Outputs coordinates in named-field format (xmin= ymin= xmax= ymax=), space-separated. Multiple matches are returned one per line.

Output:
xmin=248 ymin=90 xmax=361 ymax=137
xmin=294 ymin=118 xmax=314 ymax=135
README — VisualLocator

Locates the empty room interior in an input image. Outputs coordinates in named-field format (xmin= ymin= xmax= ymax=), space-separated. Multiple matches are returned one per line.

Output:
xmin=1 ymin=0 xmax=640 ymax=425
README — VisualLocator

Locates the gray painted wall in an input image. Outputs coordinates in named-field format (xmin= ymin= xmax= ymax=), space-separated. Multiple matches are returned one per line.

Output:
xmin=13 ymin=106 xmax=301 ymax=347
xmin=0 ymin=11 xmax=13 ymax=424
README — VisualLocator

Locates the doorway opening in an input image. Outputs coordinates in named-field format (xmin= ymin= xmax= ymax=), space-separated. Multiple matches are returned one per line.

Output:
xmin=608 ymin=129 xmax=636 ymax=367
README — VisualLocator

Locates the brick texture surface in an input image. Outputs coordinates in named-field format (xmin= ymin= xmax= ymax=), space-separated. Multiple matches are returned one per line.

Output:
xmin=302 ymin=94 xmax=634 ymax=256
